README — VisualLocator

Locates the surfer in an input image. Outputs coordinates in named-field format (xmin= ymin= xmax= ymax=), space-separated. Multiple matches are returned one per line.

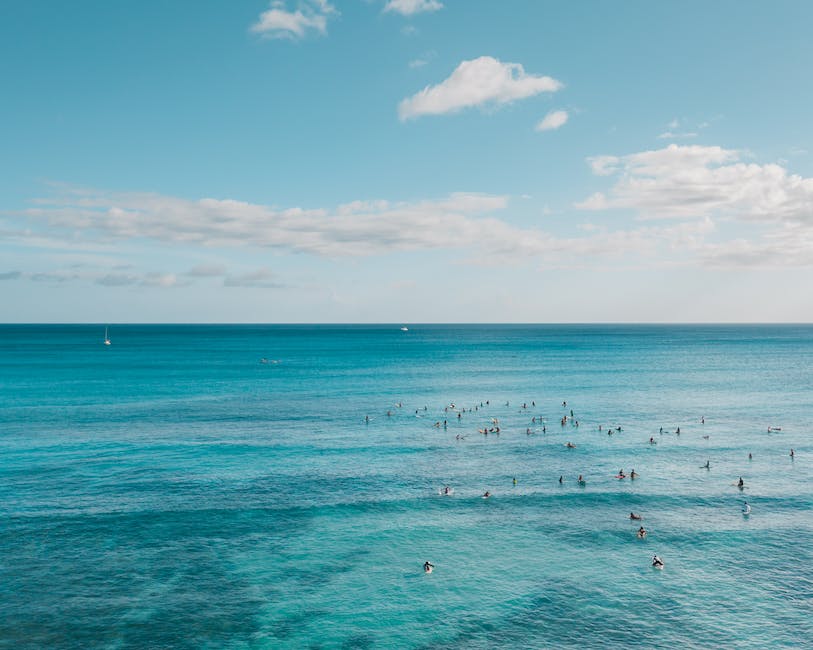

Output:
xmin=482 ymin=491 xmax=491 ymax=498
xmin=629 ymin=512 xmax=642 ymax=520
xmin=790 ymin=449 xmax=795 ymax=459
xmin=702 ymin=459 xmax=710 ymax=469
xmin=637 ymin=526 xmax=647 ymax=538
xmin=618 ymin=469 xmax=626 ymax=479
xmin=630 ymin=469 xmax=638 ymax=479
xmin=558 ymin=475 xmax=563 ymax=484
xmin=423 ymin=561 xmax=434 ymax=573
xmin=652 ymin=555 xmax=664 ymax=568
xmin=737 ymin=477 xmax=744 ymax=489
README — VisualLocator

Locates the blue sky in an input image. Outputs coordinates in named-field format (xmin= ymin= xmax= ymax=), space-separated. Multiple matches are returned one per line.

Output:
xmin=2 ymin=0 xmax=813 ymax=322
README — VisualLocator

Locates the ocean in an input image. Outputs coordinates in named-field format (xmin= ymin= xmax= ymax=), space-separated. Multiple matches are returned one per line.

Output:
xmin=1 ymin=324 xmax=811 ymax=648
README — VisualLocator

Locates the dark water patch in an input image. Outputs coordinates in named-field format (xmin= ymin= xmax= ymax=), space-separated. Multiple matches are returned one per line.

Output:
xmin=0 ymin=508 xmax=282 ymax=649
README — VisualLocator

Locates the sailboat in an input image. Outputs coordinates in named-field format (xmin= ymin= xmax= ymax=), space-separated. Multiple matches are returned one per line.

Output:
xmin=104 ymin=326 xmax=111 ymax=346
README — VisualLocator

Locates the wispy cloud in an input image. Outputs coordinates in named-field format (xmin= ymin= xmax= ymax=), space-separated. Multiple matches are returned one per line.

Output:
xmin=224 ymin=269 xmax=286 ymax=288
xmin=251 ymin=0 xmax=337 ymax=39
xmin=535 ymin=109 xmax=568 ymax=132
xmin=398 ymin=56 xmax=562 ymax=121
xmin=657 ymin=118 xmax=698 ymax=140
xmin=657 ymin=131 xmax=698 ymax=139
xmin=0 ymin=271 xmax=22 ymax=280
xmin=96 ymin=273 xmax=139 ymax=287
xmin=384 ymin=0 xmax=443 ymax=15
xmin=408 ymin=50 xmax=436 ymax=69
xmin=186 ymin=264 xmax=227 ymax=277
xmin=30 ymin=270 xmax=80 ymax=283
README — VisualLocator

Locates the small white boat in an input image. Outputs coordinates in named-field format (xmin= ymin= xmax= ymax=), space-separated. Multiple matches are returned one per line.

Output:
xmin=103 ymin=327 xmax=111 ymax=346
xmin=400 ymin=326 xmax=409 ymax=331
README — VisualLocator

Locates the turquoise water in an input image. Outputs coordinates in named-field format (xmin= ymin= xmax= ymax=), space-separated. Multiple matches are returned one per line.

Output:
xmin=1 ymin=324 xmax=811 ymax=648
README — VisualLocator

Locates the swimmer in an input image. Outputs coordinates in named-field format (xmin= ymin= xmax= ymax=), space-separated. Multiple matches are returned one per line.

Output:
xmin=423 ymin=561 xmax=434 ymax=573
xmin=652 ymin=555 xmax=664 ymax=568
xmin=629 ymin=512 xmax=642 ymax=520
xmin=637 ymin=526 xmax=647 ymax=538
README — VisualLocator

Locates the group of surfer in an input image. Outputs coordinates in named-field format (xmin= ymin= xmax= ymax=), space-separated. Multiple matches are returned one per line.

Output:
xmin=374 ymin=397 xmax=804 ymax=575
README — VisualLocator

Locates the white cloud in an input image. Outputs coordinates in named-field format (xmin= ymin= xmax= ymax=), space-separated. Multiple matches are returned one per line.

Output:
xmin=535 ymin=109 xmax=568 ymax=132
xmin=384 ymin=0 xmax=443 ymax=15
xmin=251 ymin=0 xmax=337 ymax=39
xmin=577 ymin=143 xmax=813 ymax=266
xmin=577 ymin=143 xmax=813 ymax=220
xmin=22 ymin=188 xmax=520 ymax=257
xmin=398 ymin=56 xmax=562 ymax=121
xmin=15 ymin=185 xmax=731 ymax=273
